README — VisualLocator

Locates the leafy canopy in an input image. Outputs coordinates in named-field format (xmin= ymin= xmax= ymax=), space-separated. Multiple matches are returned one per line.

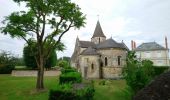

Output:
xmin=1 ymin=0 xmax=86 ymax=58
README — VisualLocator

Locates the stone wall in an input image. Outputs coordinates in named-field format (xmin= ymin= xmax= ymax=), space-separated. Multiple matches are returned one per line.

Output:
xmin=80 ymin=55 xmax=100 ymax=78
xmin=102 ymin=67 xmax=122 ymax=79
xmin=12 ymin=70 xmax=61 ymax=77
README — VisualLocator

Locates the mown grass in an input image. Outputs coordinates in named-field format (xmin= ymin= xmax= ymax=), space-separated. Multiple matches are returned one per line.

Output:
xmin=93 ymin=80 xmax=132 ymax=100
xmin=0 ymin=75 xmax=131 ymax=100
xmin=0 ymin=75 xmax=58 ymax=100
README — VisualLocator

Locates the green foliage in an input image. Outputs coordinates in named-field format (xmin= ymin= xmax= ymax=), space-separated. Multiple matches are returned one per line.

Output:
xmin=45 ymin=50 xmax=57 ymax=69
xmin=154 ymin=67 xmax=169 ymax=76
xmin=57 ymin=60 xmax=69 ymax=69
xmin=23 ymin=40 xmax=57 ymax=69
xmin=122 ymin=51 xmax=155 ymax=94
xmin=49 ymin=83 xmax=95 ymax=100
xmin=59 ymin=72 xmax=82 ymax=84
xmin=23 ymin=40 xmax=37 ymax=69
xmin=14 ymin=58 xmax=25 ymax=66
xmin=0 ymin=51 xmax=16 ymax=74
xmin=1 ymin=0 xmax=85 ymax=89
xmin=61 ymin=68 xmax=76 ymax=74
xmin=141 ymin=60 xmax=155 ymax=79
xmin=0 ymin=65 xmax=15 ymax=74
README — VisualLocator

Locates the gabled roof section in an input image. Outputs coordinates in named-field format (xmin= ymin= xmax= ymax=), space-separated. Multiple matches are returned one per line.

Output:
xmin=92 ymin=21 xmax=106 ymax=38
xmin=96 ymin=38 xmax=128 ymax=50
xmin=134 ymin=42 xmax=166 ymax=51
xmin=81 ymin=47 xmax=99 ymax=55
xmin=79 ymin=41 xmax=96 ymax=48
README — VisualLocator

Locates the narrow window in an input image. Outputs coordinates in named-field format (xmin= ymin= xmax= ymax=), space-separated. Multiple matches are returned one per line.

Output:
xmin=99 ymin=38 xmax=100 ymax=43
xmin=91 ymin=63 xmax=94 ymax=70
xmin=105 ymin=57 xmax=108 ymax=66
xmin=118 ymin=56 xmax=121 ymax=66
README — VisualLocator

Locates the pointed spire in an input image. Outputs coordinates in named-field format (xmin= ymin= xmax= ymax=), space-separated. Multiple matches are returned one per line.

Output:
xmin=92 ymin=20 xmax=106 ymax=38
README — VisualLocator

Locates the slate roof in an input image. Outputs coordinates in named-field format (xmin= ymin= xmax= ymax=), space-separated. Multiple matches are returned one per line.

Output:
xmin=134 ymin=42 xmax=166 ymax=51
xmin=81 ymin=47 xmax=99 ymax=55
xmin=79 ymin=41 xmax=96 ymax=48
xmin=96 ymin=38 xmax=128 ymax=50
xmin=92 ymin=21 xmax=106 ymax=38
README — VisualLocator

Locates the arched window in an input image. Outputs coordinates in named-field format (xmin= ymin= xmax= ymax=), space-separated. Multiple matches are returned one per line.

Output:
xmin=118 ymin=56 xmax=121 ymax=66
xmin=105 ymin=57 xmax=108 ymax=66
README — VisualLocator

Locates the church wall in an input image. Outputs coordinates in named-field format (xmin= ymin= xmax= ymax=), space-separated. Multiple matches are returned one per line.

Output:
xmin=98 ymin=48 xmax=127 ymax=67
xmin=102 ymin=67 xmax=122 ymax=79
xmin=79 ymin=55 xmax=100 ymax=78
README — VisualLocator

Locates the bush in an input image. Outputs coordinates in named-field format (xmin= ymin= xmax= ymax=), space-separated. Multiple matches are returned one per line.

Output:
xmin=0 ymin=64 xmax=15 ymax=74
xmin=61 ymin=68 xmax=76 ymax=74
xmin=123 ymin=51 xmax=155 ymax=94
xmin=49 ymin=83 xmax=95 ymax=100
xmin=59 ymin=72 xmax=82 ymax=84
xmin=57 ymin=60 xmax=69 ymax=69
xmin=0 ymin=51 xmax=16 ymax=74
xmin=154 ymin=67 xmax=169 ymax=76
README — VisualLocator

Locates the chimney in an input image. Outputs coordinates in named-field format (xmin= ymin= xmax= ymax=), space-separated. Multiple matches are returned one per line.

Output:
xmin=134 ymin=41 xmax=136 ymax=49
xmin=165 ymin=36 xmax=168 ymax=49
xmin=131 ymin=40 xmax=134 ymax=50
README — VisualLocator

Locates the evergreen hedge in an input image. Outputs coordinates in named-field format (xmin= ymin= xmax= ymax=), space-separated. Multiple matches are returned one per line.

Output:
xmin=49 ymin=83 xmax=95 ymax=100
xmin=59 ymin=72 xmax=82 ymax=84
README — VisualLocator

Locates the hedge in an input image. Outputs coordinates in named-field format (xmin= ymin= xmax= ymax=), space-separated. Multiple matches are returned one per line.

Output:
xmin=0 ymin=64 xmax=15 ymax=74
xmin=59 ymin=72 xmax=82 ymax=84
xmin=154 ymin=66 xmax=169 ymax=76
xmin=49 ymin=83 xmax=95 ymax=100
xmin=61 ymin=68 xmax=76 ymax=74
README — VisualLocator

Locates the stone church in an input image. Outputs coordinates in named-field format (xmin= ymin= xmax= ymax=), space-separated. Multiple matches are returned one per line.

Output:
xmin=71 ymin=21 xmax=129 ymax=79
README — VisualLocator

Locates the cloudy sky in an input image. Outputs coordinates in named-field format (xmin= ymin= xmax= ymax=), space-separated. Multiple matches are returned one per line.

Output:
xmin=0 ymin=0 xmax=170 ymax=57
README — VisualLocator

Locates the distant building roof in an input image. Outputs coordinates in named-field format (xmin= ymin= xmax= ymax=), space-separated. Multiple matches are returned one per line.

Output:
xmin=96 ymin=38 xmax=128 ymax=50
xmin=79 ymin=41 xmax=96 ymax=48
xmin=134 ymin=42 xmax=166 ymax=51
xmin=92 ymin=21 xmax=106 ymax=38
xmin=81 ymin=47 xmax=99 ymax=55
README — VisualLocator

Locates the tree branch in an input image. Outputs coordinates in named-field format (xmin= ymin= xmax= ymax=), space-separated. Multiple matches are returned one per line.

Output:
xmin=40 ymin=15 xmax=46 ymax=41
xmin=57 ymin=21 xmax=73 ymax=43
xmin=45 ymin=21 xmax=73 ymax=59
xmin=43 ymin=17 xmax=64 ymax=44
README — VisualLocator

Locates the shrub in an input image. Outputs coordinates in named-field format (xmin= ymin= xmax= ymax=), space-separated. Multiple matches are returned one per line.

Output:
xmin=0 ymin=51 xmax=16 ymax=74
xmin=57 ymin=60 xmax=69 ymax=69
xmin=49 ymin=83 xmax=95 ymax=100
xmin=123 ymin=51 xmax=155 ymax=94
xmin=154 ymin=66 xmax=169 ymax=76
xmin=61 ymin=68 xmax=76 ymax=74
xmin=59 ymin=72 xmax=82 ymax=84
xmin=0 ymin=64 xmax=15 ymax=74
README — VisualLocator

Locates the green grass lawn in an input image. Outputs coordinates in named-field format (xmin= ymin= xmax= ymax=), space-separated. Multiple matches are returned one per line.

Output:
xmin=0 ymin=75 xmax=131 ymax=100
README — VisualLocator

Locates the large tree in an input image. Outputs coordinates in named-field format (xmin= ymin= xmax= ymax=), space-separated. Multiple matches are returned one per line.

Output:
xmin=0 ymin=0 xmax=85 ymax=90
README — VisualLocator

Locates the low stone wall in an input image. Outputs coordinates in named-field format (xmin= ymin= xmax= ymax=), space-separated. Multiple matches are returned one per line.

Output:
xmin=12 ymin=70 xmax=61 ymax=77
xmin=102 ymin=67 xmax=122 ymax=79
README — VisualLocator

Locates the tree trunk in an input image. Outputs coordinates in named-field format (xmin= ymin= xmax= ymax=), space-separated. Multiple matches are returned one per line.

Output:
xmin=36 ymin=50 xmax=44 ymax=90
xmin=36 ymin=42 xmax=45 ymax=90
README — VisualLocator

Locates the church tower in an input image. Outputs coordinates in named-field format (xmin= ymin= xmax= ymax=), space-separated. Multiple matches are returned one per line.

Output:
xmin=91 ymin=21 xmax=106 ymax=44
